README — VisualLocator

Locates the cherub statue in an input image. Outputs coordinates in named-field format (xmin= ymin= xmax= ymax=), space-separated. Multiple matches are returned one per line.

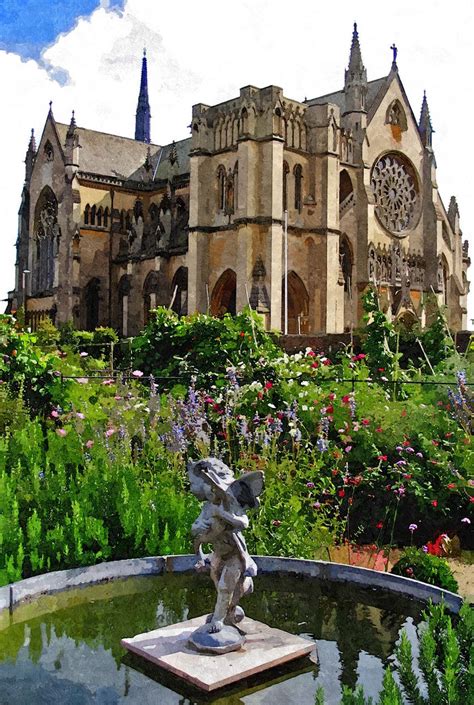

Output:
xmin=187 ymin=458 xmax=264 ymax=652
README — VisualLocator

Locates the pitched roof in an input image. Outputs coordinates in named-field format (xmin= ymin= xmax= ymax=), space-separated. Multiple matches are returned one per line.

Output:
xmin=55 ymin=123 xmax=190 ymax=182
xmin=305 ymin=76 xmax=387 ymax=112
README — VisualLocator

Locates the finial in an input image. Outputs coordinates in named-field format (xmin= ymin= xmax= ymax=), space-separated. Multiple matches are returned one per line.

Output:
xmin=143 ymin=47 xmax=147 ymax=57
xmin=28 ymin=128 xmax=36 ymax=152
xmin=390 ymin=43 xmax=398 ymax=68
xmin=353 ymin=22 xmax=358 ymax=35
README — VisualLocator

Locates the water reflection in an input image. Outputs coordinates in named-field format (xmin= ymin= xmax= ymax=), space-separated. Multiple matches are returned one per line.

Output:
xmin=0 ymin=574 xmax=424 ymax=704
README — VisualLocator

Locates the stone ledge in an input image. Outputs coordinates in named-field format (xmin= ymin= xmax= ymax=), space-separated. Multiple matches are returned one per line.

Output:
xmin=0 ymin=555 xmax=463 ymax=615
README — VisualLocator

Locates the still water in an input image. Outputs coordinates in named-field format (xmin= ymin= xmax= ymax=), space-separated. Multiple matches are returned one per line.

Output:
xmin=0 ymin=573 xmax=424 ymax=704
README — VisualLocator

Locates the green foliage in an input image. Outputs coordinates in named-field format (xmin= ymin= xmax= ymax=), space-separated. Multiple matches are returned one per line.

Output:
xmin=420 ymin=301 xmax=455 ymax=369
xmin=132 ymin=307 xmax=280 ymax=388
xmin=391 ymin=547 xmax=459 ymax=592
xmin=361 ymin=287 xmax=400 ymax=382
xmin=315 ymin=602 xmax=473 ymax=704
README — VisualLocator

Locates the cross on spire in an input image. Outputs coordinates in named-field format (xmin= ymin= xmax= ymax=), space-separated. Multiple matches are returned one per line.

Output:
xmin=390 ymin=43 xmax=398 ymax=70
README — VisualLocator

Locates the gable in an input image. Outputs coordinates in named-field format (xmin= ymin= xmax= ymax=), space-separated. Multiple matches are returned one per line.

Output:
xmin=366 ymin=72 xmax=423 ymax=151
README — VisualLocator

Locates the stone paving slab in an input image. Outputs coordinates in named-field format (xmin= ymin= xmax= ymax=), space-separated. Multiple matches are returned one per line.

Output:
xmin=121 ymin=615 xmax=315 ymax=692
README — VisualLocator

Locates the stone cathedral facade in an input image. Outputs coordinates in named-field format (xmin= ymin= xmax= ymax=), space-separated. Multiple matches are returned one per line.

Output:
xmin=9 ymin=27 xmax=470 ymax=336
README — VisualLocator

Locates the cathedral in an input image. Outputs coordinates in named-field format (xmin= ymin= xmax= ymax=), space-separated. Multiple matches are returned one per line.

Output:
xmin=9 ymin=25 xmax=470 ymax=336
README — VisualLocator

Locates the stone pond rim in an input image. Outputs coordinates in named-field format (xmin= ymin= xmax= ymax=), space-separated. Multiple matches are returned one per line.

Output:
xmin=0 ymin=555 xmax=463 ymax=615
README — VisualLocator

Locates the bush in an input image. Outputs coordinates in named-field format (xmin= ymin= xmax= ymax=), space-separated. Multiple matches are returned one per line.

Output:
xmin=391 ymin=547 xmax=459 ymax=592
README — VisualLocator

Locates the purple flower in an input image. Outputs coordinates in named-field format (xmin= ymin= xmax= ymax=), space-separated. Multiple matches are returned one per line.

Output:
xmin=395 ymin=460 xmax=407 ymax=467
xmin=416 ymin=452 xmax=423 ymax=458
xmin=312 ymin=502 xmax=321 ymax=509
xmin=317 ymin=438 xmax=328 ymax=453
xmin=76 ymin=412 xmax=85 ymax=419
xmin=306 ymin=482 xmax=315 ymax=489
xmin=56 ymin=429 xmax=67 ymax=437
xmin=408 ymin=523 xmax=418 ymax=532
xmin=422 ymin=545 xmax=428 ymax=553
xmin=461 ymin=517 xmax=471 ymax=525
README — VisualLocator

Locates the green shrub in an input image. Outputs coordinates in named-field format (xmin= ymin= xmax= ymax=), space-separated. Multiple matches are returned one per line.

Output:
xmin=391 ymin=547 xmax=459 ymax=592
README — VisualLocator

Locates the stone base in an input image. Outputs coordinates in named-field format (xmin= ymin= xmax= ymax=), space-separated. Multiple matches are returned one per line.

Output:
xmin=121 ymin=615 xmax=316 ymax=692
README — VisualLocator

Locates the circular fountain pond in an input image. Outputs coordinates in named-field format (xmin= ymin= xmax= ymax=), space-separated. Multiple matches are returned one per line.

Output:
xmin=0 ymin=564 xmax=444 ymax=705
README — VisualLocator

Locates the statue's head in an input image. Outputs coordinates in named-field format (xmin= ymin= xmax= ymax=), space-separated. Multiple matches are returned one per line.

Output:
xmin=187 ymin=458 xmax=235 ymax=501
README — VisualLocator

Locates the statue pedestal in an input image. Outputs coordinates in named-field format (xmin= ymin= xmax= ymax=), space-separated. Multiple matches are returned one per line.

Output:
xmin=121 ymin=615 xmax=316 ymax=692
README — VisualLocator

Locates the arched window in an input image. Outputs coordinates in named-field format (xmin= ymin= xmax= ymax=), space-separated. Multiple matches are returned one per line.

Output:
xmin=84 ymin=204 xmax=90 ymax=225
xmin=118 ymin=274 xmax=132 ymax=338
xmin=283 ymin=161 xmax=290 ymax=212
xmin=233 ymin=161 xmax=238 ymax=212
xmin=294 ymin=164 xmax=303 ymax=212
xmin=33 ymin=186 xmax=58 ymax=293
xmin=134 ymin=199 xmax=143 ymax=222
xmin=90 ymin=205 xmax=96 ymax=226
xmin=103 ymin=207 xmax=109 ymax=228
xmin=143 ymin=271 xmax=161 ymax=325
xmin=85 ymin=278 xmax=100 ymax=331
xmin=44 ymin=140 xmax=54 ymax=161
xmin=282 ymin=271 xmax=309 ymax=334
xmin=119 ymin=210 xmax=126 ymax=230
xmin=170 ymin=266 xmax=188 ymax=316
xmin=339 ymin=169 xmax=354 ymax=215
xmin=225 ymin=169 xmax=234 ymax=215
xmin=97 ymin=207 xmax=103 ymax=227
xmin=149 ymin=203 xmax=159 ymax=221
xmin=125 ymin=211 xmax=132 ymax=230
xmin=217 ymin=165 xmax=226 ymax=211
xmin=210 ymin=269 xmax=236 ymax=317
xmin=386 ymin=100 xmax=408 ymax=132
xmin=339 ymin=237 xmax=353 ymax=293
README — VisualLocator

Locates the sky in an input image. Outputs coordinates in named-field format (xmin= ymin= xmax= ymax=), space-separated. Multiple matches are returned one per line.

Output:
xmin=0 ymin=0 xmax=473 ymax=322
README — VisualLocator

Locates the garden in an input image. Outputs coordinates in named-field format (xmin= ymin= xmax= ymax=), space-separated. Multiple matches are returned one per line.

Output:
xmin=0 ymin=290 xmax=473 ymax=702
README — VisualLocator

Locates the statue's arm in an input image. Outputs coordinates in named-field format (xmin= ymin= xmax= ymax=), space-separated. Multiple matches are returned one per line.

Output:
xmin=212 ymin=504 xmax=249 ymax=530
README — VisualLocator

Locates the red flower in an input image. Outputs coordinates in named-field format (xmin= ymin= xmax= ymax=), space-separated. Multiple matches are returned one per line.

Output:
xmin=326 ymin=405 xmax=334 ymax=414
xmin=328 ymin=393 xmax=336 ymax=401
xmin=432 ymin=440 xmax=439 ymax=447
xmin=445 ymin=432 xmax=453 ymax=438
xmin=376 ymin=521 xmax=384 ymax=529
xmin=403 ymin=473 xmax=413 ymax=480
xmin=271 ymin=519 xmax=282 ymax=527
xmin=239 ymin=331 xmax=245 ymax=337
xmin=332 ymin=469 xmax=339 ymax=476
xmin=378 ymin=367 xmax=385 ymax=372
xmin=377 ymin=455 xmax=388 ymax=461
xmin=338 ymin=489 xmax=345 ymax=498
xmin=431 ymin=500 xmax=438 ymax=507
xmin=402 ymin=440 xmax=411 ymax=447
xmin=306 ymin=350 xmax=316 ymax=357
xmin=322 ymin=358 xmax=331 ymax=366
xmin=375 ymin=427 xmax=383 ymax=433
xmin=401 ymin=409 xmax=407 ymax=417
xmin=311 ymin=361 xmax=319 ymax=368
xmin=361 ymin=419 xmax=370 ymax=426
xmin=342 ymin=395 xmax=351 ymax=404
xmin=264 ymin=381 xmax=273 ymax=390
xmin=405 ymin=567 xmax=414 ymax=577
xmin=447 ymin=483 xmax=456 ymax=489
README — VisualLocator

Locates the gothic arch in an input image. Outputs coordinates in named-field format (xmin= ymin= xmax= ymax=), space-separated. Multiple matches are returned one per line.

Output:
xmin=339 ymin=169 xmax=354 ymax=213
xmin=118 ymin=274 xmax=132 ymax=337
xmin=294 ymin=164 xmax=303 ymax=212
xmin=143 ymin=270 xmax=160 ymax=325
xmin=283 ymin=161 xmax=290 ymax=212
xmin=85 ymin=277 xmax=100 ymax=331
xmin=170 ymin=266 xmax=188 ymax=315
xmin=217 ymin=165 xmax=226 ymax=211
xmin=33 ymin=186 xmax=58 ymax=293
xmin=385 ymin=100 xmax=408 ymax=132
xmin=84 ymin=204 xmax=90 ymax=225
xmin=282 ymin=271 xmax=309 ymax=334
xmin=210 ymin=269 xmax=236 ymax=317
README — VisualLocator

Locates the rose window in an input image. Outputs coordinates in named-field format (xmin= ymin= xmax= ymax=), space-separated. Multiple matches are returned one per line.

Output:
xmin=371 ymin=154 xmax=419 ymax=235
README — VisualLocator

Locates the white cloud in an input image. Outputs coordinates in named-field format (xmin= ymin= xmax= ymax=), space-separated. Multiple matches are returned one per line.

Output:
xmin=1 ymin=0 xmax=473 ymax=322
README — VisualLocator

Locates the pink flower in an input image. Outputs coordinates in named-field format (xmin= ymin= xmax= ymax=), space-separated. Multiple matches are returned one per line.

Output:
xmin=431 ymin=499 xmax=438 ymax=507
xmin=114 ymin=395 xmax=122 ymax=400
xmin=80 ymin=351 xmax=88 ymax=357
xmin=50 ymin=410 xmax=59 ymax=418
xmin=85 ymin=440 xmax=94 ymax=449
xmin=132 ymin=370 xmax=144 ymax=378
xmin=76 ymin=412 xmax=85 ymax=419
xmin=105 ymin=428 xmax=115 ymax=437
xmin=361 ymin=419 xmax=370 ymax=426
xmin=312 ymin=502 xmax=321 ymax=509
xmin=461 ymin=517 xmax=471 ymax=525
xmin=102 ymin=379 xmax=114 ymax=386
xmin=344 ymin=445 xmax=352 ymax=453
xmin=77 ymin=377 xmax=88 ymax=384
xmin=56 ymin=429 xmax=67 ymax=437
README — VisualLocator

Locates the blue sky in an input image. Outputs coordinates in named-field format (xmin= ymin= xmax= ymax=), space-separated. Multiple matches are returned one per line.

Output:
xmin=0 ymin=0 xmax=124 ymax=58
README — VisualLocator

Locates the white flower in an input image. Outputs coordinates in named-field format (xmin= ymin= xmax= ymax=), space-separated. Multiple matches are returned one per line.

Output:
xmin=268 ymin=403 xmax=276 ymax=409
xmin=301 ymin=380 xmax=309 ymax=386
xmin=302 ymin=405 xmax=308 ymax=411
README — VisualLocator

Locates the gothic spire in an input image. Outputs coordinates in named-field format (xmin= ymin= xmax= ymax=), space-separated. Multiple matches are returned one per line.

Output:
xmin=135 ymin=49 xmax=151 ymax=143
xmin=67 ymin=110 xmax=77 ymax=138
xmin=27 ymin=128 xmax=36 ymax=153
xmin=348 ymin=22 xmax=364 ymax=74
xmin=344 ymin=23 xmax=367 ymax=114
xmin=419 ymin=91 xmax=433 ymax=147
xmin=25 ymin=128 xmax=36 ymax=182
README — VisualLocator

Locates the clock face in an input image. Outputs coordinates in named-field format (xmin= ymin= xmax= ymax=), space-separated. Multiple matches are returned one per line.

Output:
xmin=371 ymin=154 xmax=419 ymax=236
